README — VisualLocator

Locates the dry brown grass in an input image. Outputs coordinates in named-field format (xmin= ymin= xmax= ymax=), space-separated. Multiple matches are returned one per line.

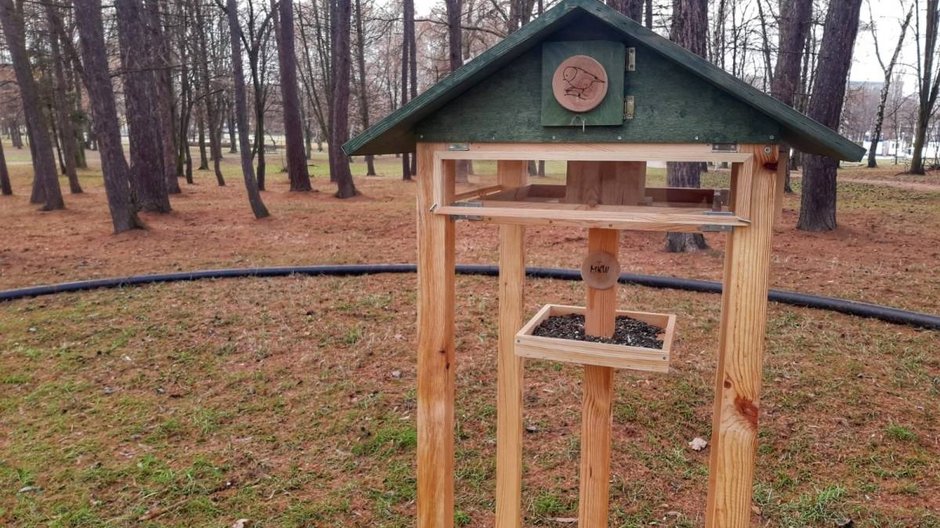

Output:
xmin=0 ymin=149 xmax=938 ymax=527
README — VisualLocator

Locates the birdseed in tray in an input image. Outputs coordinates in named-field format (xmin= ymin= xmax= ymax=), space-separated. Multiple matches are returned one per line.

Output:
xmin=531 ymin=313 xmax=664 ymax=349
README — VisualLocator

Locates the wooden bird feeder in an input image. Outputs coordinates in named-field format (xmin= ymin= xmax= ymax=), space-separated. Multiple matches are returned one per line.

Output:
xmin=344 ymin=1 xmax=863 ymax=526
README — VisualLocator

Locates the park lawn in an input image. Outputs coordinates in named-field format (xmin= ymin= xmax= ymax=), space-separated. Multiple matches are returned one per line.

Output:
xmin=0 ymin=146 xmax=938 ymax=526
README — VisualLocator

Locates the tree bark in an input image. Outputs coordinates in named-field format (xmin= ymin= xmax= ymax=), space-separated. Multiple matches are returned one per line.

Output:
xmin=115 ymin=0 xmax=171 ymax=212
xmin=910 ymin=0 xmax=940 ymax=175
xmin=274 ymin=0 xmax=313 ymax=191
xmin=226 ymin=0 xmax=270 ymax=218
xmin=665 ymin=0 xmax=708 ymax=252
xmin=867 ymin=7 xmax=912 ymax=168
xmin=401 ymin=0 xmax=415 ymax=180
xmin=145 ymin=0 xmax=181 ymax=195
xmin=0 ymin=139 xmax=11 ymax=195
xmin=610 ymin=0 xmax=642 ymax=21
xmin=74 ymin=0 xmax=144 ymax=233
xmin=329 ymin=0 xmax=358 ymax=198
xmin=771 ymin=0 xmax=812 ymax=193
xmin=0 ymin=0 xmax=65 ymax=210
xmin=46 ymin=4 xmax=83 ymax=194
xmin=353 ymin=0 xmax=375 ymax=176
xmin=797 ymin=0 xmax=863 ymax=231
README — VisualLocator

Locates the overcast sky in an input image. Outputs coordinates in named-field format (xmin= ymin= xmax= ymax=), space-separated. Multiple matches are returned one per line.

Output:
xmin=411 ymin=0 xmax=920 ymax=92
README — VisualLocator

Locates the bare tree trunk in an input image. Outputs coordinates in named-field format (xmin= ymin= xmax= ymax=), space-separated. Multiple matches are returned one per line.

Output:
xmin=74 ymin=0 xmax=144 ymax=232
xmin=401 ymin=0 xmax=414 ymax=180
xmin=665 ymin=0 xmax=708 ymax=252
xmin=225 ymin=0 xmax=270 ymax=218
xmin=771 ymin=0 xmax=812 ymax=193
xmin=197 ymin=110 xmax=209 ymax=170
xmin=797 ymin=0 xmax=862 ymax=231
xmin=610 ymin=0 xmax=642 ymax=20
xmin=0 ymin=0 xmax=65 ymax=210
xmin=353 ymin=0 xmax=376 ymax=176
xmin=868 ymin=6 xmax=912 ymax=168
xmin=445 ymin=0 xmax=469 ymax=182
xmin=146 ymin=0 xmax=181 ymax=195
xmin=46 ymin=4 xmax=82 ymax=194
xmin=910 ymin=0 xmax=940 ymax=175
xmin=0 ymin=139 xmax=11 ymax=195
xmin=194 ymin=0 xmax=224 ymax=185
xmin=274 ymin=0 xmax=313 ymax=191
xmin=228 ymin=112 xmax=238 ymax=153
xmin=329 ymin=0 xmax=358 ymax=197
xmin=115 ymin=0 xmax=171 ymax=212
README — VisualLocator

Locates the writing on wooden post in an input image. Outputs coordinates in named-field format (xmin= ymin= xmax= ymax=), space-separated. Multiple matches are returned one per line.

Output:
xmin=580 ymin=250 xmax=620 ymax=290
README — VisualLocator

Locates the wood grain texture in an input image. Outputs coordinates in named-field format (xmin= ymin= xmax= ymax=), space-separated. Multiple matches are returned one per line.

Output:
xmin=514 ymin=304 xmax=673 ymax=372
xmin=579 ymin=228 xmax=619 ymax=528
xmin=704 ymin=144 xmax=779 ymax=528
xmin=434 ymin=204 xmax=748 ymax=232
xmin=495 ymin=160 xmax=527 ymax=528
xmin=565 ymin=161 xmax=647 ymax=206
xmin=416 ymin=142 xmax=456 ymax=528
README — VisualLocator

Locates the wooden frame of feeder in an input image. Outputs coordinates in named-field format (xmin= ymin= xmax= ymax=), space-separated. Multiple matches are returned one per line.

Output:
xmin=416 ymin=141 xmax=780 ymax=528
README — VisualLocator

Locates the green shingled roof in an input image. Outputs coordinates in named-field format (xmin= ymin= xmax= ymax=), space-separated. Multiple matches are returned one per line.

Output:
xmin=343 ymin=0 xmax=864 ymax=162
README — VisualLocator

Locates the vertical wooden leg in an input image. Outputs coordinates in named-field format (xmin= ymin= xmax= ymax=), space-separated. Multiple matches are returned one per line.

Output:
xmin=416 ymin=143 xmax=456 ymax=528
xmin=496 ymin=160 xmax=528 ymax=528
xmin=705 ymin=145 xmax=778 ymax=528
xmin=578 ymin=228 xmax=619 ymax=528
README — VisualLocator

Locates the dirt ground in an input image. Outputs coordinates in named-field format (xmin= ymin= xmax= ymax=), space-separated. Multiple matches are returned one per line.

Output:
xmin=0 ymin=149 xmax=938 ymax=527
xmin=1 ymin=152 xmax=938 ymax=316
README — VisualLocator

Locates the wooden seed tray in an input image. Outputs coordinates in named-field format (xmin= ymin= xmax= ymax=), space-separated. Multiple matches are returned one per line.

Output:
xmin=515 ymin=304 xmax=675 ymax=373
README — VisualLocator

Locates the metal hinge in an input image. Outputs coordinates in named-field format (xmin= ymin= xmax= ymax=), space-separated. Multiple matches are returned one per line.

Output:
xmin=448 ymin=143 xmax=470 ymax=151
xmin=451 ymin=200 xmax=483 ymax=221
xmin=623 ymin=96 xmax=635 ymax=120
xmin=626 ymin=47 xmax=636 ymax=71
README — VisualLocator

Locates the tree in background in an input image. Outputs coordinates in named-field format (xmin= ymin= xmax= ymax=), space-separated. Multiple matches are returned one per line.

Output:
xmin=401 ymin=0 xmax=416 ymax=180
xmin=0 ymin=0 xmax=64 ymax=210
xmin=115 ymin=0 xmax=172 ymax=212
xmin=225 ymin=0 xmax=271 ymax=218
xmin=44 ymin=4 xmax=83 ymax=194
xmin=798 ymin=0 xmax=864 ymax=231
xmin=770 ymin=0 xmax=812 ymax=193
xmin=74 ymin=0 xmax=144 ymax=233
xmin=0 ymin=138 xmax=11 ymax=195
xmin=353 ymin=0 xmax=376 ymax=176
xmin=910 ymin=0 xmax=940 ymax=174
xmin=867 ymin=2 xmax=912 ymax=168
xmin=274 ymin=0 xmax=314 ymax=191
xmin=664 ymin=0 xmax=708 ymax=252
xmin=329 ymin=0 xmax=358 ymax=197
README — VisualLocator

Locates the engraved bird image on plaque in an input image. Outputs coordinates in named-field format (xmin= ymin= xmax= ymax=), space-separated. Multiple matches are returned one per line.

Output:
xmin=552 ymin=55 xmax=609 ymax=113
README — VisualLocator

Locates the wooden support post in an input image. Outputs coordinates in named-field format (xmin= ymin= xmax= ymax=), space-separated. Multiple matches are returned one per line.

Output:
xmin=496 ymin=161 xmax=528 ymax=528
xmin=705 ymin=145 xmax=779 ymax=528
xmin=578 ymin=228 xmax=619 ymax=528
xmin=416 ymin=143 xmax=456 ymax=528
xmin=566 ymin=161 xmax=647 ymax=206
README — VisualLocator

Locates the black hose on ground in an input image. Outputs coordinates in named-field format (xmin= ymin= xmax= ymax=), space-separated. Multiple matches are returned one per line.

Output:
xmin=0 ymin=264 xmax=937 ymax=330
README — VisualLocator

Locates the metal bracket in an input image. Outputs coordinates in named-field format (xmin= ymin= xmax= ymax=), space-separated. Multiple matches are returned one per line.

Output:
xmin=700 ymin=224 xmax=734 ymax=232
xmin=626 ymin=47 xmax=636 ymax=71
xmin=624 ymin=96 xmax=635 ymax=120
xmin=451 ymin=200 xmax=483 ymax=221
xmin=711 ymin=143 xmax=738 ymax=152
xmin=700 ymin=210 xmax=735 ymax=232
xmin=447 ymin=143 xmax=470 ymax=151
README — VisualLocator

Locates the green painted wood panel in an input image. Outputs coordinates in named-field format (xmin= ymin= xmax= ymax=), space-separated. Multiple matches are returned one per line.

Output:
xmin=541 ymin=41 xmax=625 ymax=126
xmin=415 ymin=17 xmax=781 ymax=147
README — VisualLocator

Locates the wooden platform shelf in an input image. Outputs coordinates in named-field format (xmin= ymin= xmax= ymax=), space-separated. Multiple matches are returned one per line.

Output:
xmin=515 ymin=304 xmax=675 ymax=373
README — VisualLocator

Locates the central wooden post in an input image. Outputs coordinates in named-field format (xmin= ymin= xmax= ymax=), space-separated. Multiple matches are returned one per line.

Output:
xmin=496 ymin=160 xmax=528 ymax=528
xmin=578 ymin=228 xmax=619 ymax=528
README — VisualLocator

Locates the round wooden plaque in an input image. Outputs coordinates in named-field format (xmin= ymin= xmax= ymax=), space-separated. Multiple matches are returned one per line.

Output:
xmin=551 ymin=55 xmax=609 ymax=113
xmin=580 ymin=251 xmax=620 ymax=290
